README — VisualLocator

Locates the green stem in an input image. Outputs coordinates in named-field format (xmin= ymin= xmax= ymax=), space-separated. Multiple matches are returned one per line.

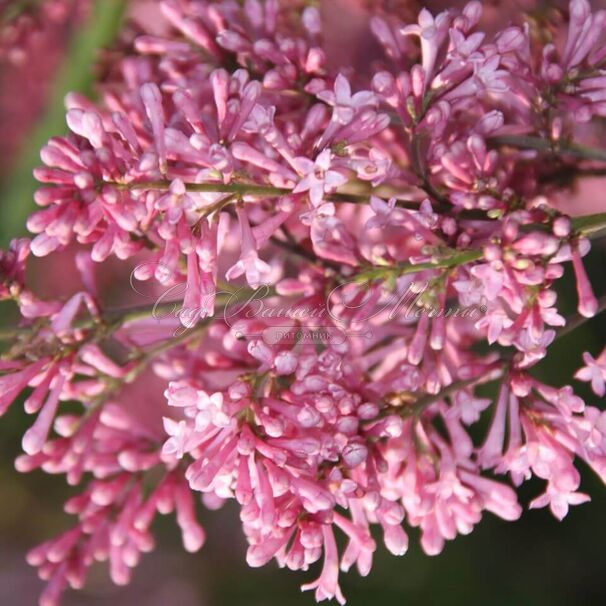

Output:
xmin=0 ymin=301 xmax=182 ymax=344
xmin=76 ymin=315 xmax=214 ymax=428
xmin=490 ymin=134 xmax=606 ymax=163
xmin=405 ymin=370 xmax=505 ymax=417
xmin=391 ymin=292 xmax=606 ymax=417
xmin=354 ymin=249 xmax=484 ymax=284
xmin=0 ymin=285 xmax=265 ymax=346
xmin=353 ymin=212 xmax=606 ymax=284
xmin=116 ymin=179 xmax=606 ymax=236
xmin=394 ymin=250 xmax=484 ymax=273
xmin=123 ymin=318 xmax=212 ymax=382
xmin=112 ymin=179 xmax=426 ymax=209
xmin=571 ymin=212 xmax=606 ymax=238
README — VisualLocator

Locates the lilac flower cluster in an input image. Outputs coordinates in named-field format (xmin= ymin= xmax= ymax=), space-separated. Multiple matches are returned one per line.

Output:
xmin=1 ymin=1 xmax=606 ymax=604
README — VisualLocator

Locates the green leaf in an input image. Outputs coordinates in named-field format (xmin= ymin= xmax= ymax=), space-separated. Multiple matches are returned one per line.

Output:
xmin=0 ymin=0 xmax=127 ymax=246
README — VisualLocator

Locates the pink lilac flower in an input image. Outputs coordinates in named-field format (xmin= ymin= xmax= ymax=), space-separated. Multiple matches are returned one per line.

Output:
xmin=317 ymin=73 xmax=378 ymax=125
xmin=226 ymin=207 xmax=273 ymax=288
xmin=292 ymin=150 xmax=349 ymax=207
xmin=575 ymin=350 xmax=606 ymax=396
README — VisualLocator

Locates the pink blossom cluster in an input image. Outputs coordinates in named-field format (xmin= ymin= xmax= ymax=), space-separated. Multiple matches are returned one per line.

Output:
xmin=1 ymin=1 xmax=606 ymax=604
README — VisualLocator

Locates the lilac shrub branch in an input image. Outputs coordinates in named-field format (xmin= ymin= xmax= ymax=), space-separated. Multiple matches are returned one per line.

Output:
xmin=490 ymin=134 xmax=606 ymax=162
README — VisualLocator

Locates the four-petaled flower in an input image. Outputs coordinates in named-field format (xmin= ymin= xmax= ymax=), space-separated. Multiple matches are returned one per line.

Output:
xmin=292 ymin=150 xmax=348 ymax=206
xmin=575 ymin=350 xmax=606 ymax=396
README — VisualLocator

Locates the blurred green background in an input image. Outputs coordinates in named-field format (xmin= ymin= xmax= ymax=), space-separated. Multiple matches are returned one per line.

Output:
xmin=1 ymin=1 xmax=606 ymax=605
